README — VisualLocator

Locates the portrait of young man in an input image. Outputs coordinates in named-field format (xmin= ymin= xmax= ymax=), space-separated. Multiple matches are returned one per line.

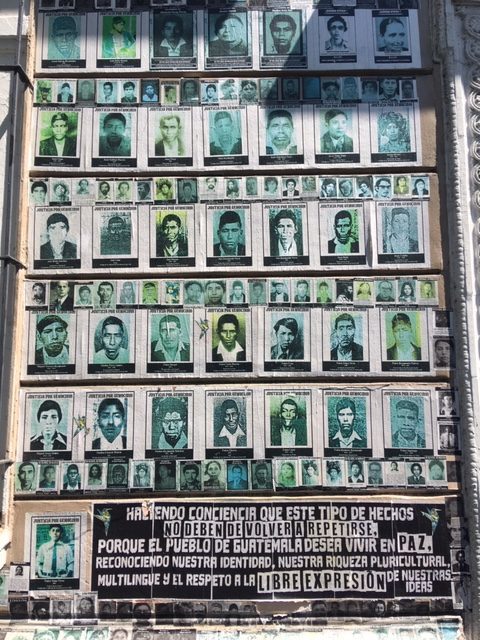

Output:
xmin=89 ymin=397 xmax=128 ymax=452
xmin=156 ymin=212 xmax=188 ymax=258
xmin=31 ymin=314 xmax=73 ymax=374
xmin=326 ymin=396 xmax=368 ymax=452
xmin=213 ymin=398 xmax=248 ymax=449
xmin=320 ymin=14 xmax=353 ymax=53
xmin=90 ymin=315 xmax=133 ymax=373
xmin=208 ymin=209 xmax=251 ymax=267
xmin=269 ymin=396 xmax=307 ymax=448
xmin=100 ymin=15 xmax=137 ymax=62
xmin=267 ymin=208 xmax=305 ymax=265
xmin=321 ymin=109 xmax=353 ymax=153
xmin=151 ymin=12 xmax=195 ymax=67
xmin=329 ymin=313 xmax=364 ymax=362
xmin=28 ymin=398 xmax=69 ymax=453
xmin=212 ymin=313 xmax=246 ymax=362
xmin=179 ymin=462 xmax=201 ymax=491
xmin=385 ymin=312 xmax=422 ymax=362
xmin=150 ymin=314 xmax=191 ymax=363
xmin=57 ymin=82 xmax=73 ymax=103
xmin=208 ymin=110 xmax=243 ymax=157
xmin=263 ymin=11 xmax=303 ymax=57
xmin=379 ymin=206 xmax=422 ymax=263
xmin=270 ymin=316 xmax=304 ymax=360
xmin=36 ymin=211 xmax=79 ymax=270
xmin=35 ymin=523 xmax=75 ymax=579
xmin=38 ymin=112 xmax=77 ymax=158
xmin=148 ymin=312 xmax=192 ymax=374
xmin=264 ymin=109 xmax=298 ymax=156
xmin=323 ymin=209 xmax=363 ymax=264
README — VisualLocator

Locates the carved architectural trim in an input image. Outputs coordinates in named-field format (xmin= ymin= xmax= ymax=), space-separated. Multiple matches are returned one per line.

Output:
xmin=435 ymin=0 xmax=480 ymax=637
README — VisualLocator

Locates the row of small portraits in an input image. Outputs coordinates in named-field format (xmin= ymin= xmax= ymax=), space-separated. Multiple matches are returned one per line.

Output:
xmin=14 ymin=456 xmax=451 ymax=495
xmin=35 ymin=75 xmax=419 ymax=108
xmin=30 ymin=174 xmax=431 ymax=207
xmin=26 ymin=278 xmax=441 ymax=310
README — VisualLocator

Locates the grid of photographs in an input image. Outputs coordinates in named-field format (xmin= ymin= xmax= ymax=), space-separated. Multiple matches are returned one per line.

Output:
xmin=35 ymin=8 xmax=422 ymax=73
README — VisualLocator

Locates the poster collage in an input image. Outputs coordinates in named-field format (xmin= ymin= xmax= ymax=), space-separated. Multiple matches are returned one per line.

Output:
xmin=11 ymin=0 xmax=469 ymax=631
xmin=22 ymin=304 xmax=453 ymax=379
xmin=14 ymin=383 xmax=459 ymax=496
xmin=27 ymin=198 xmax=433 ymax=273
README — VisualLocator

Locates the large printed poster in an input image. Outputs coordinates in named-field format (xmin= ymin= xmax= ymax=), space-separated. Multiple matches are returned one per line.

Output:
xmin=91 ymin=500 xmax=452 ymax=600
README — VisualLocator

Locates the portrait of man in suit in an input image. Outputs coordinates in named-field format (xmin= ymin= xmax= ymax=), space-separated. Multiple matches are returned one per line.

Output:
xmin=40 ymin=212 xmax=77 ymax=261
xmin=39 ymin=113 xmax=77 ymax=157
xmin=330 ymin=313 xmax=363 ymax=361
xmin=227 ymin=463 xmax=248 ymax=490
xmin=49 ymin=281 xmax=74 ymax=312
xmin=156 ymin=213 xmax=188 ymax=258
xmin=320 ymin=109 xmax=353 ymax=153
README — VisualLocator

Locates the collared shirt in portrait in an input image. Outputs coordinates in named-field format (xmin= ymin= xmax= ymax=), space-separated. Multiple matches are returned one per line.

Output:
xmin=37 ymin=540 xmax=74 ymax=577
xmin=215 ymin=340 xmax=244 ymax=362
xmin=38 ymin=346 xmax=69 ymax=365
xmin=331 ymin=429 xmax=363 ymax=448
xmin=218 ymin=424 xmax=246 ymax=447
xmin=152 ymin=339 xmax=188 ymax=362
xmin=276 ymin=239 xmax=298 ymax=256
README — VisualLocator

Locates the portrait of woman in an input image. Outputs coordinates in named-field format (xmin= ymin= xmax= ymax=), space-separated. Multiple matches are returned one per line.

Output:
xmin=276 ymin=461 xmax=296 ymax=488
xmin=356 ymin=282 xmax=372 ymax=302
xmin=133 ymin=462 xmax=151 ymax=488
xmin=399 ymin=281 xmax=416 ymax=303
xmin=378 ymin=111 xmax=410 ymax=153
xmin=302 ymin=460 xmax=319 ymax=486
xmin=325 ymin=460 xmax=342 ymax=486
xmin=87 ymin=463 xmax=103 ymax=486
